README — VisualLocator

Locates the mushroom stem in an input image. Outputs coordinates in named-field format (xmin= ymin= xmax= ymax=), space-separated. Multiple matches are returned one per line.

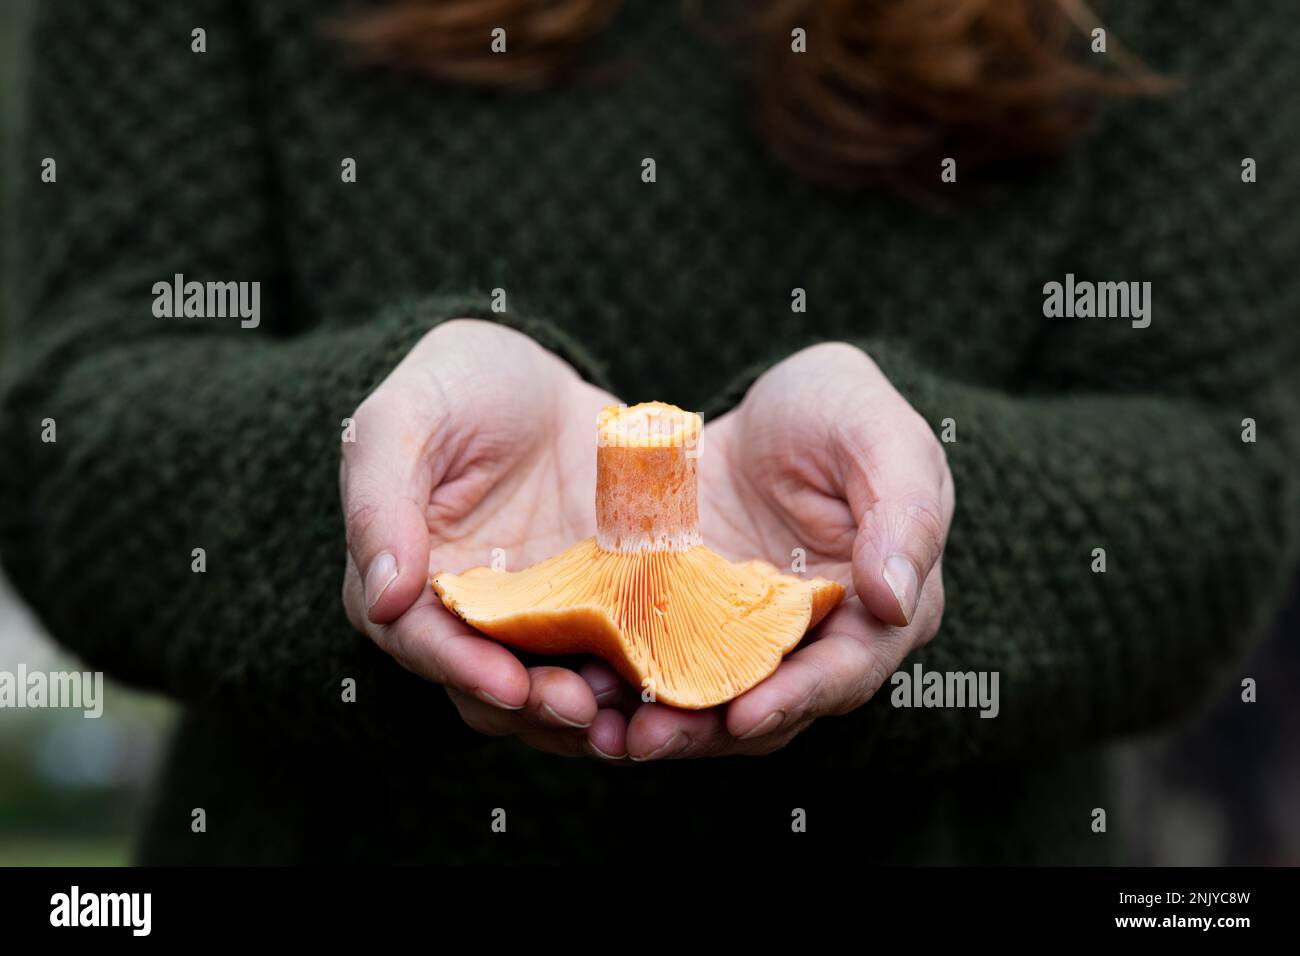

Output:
xmin=595 ymin=403 xmax=703 ymax=553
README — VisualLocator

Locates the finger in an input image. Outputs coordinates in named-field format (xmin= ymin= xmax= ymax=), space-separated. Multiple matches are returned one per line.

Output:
xmin=525 ymin=666 xmax=598 ymax=729
xmin=447 ymin=688 xmax=591 ymax=756
xmin=445 ymin=666 xmax=599 ymax=733
xmin=340 ymin=385 xmax=438 ymax=625
xmin=625 ymin=702 xmax=804 ymax=759
xmin=725 ymin=600 xmax=903 ymax=737
xmin=515 ymin=729 xmax=594 ymax=758
xmin=445 ymin=687 xmax=521 ymax=737
xmin=586 ymin=708 xmax=630 ymax=761
xmin=578 ymin=659 xmax=623 ymax=704
xmin=840 ymin=407 xmax=954 ymax=626
xmin=449 ymin=687 xmax=631 ymax=761
xmin=625 ymin=704 xmax=732 ymax=761
xmin=578 ymin=659 xmax=641 ymax=715
xmin=360 ymin=582 xmax=531 ymax=709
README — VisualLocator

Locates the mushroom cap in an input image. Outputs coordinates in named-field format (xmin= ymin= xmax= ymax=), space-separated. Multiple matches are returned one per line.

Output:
xmin=432 ymin=538 xmax=845 ymax=709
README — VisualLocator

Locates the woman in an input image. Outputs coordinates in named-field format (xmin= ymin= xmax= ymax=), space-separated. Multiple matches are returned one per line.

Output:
xmin=1 ymin=0 xmax=1295 ymax=864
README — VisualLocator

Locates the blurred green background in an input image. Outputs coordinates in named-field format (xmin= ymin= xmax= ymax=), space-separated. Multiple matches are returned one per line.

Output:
xmin=0 ymin=0 xmax=176 ymax=867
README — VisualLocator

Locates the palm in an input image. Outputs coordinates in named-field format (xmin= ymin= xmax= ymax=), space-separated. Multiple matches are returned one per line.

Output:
xmin=423 ymin=379 xmax=618 ymax=579
xmin=698 ymin=410 xmax=857 ymax=593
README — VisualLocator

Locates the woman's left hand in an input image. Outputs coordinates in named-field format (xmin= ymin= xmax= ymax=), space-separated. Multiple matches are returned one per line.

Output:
xmin=583 ymin=343 xmax=954 ymax=761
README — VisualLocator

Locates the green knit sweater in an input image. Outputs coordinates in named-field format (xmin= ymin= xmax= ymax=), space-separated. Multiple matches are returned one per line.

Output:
xmin=2 ymin=0 xmax=1297 ymax=865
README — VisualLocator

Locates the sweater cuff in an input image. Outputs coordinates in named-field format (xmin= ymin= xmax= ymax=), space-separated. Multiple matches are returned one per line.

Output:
xmin=354 ymin=294 xmax=614 ymax=398
xmin=699 ymin=337 xmax=931 ymax=422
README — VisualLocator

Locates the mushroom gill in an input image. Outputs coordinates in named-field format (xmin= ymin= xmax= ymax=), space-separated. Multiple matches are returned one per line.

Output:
xmin=431 ymin=402 xmax=845 ymax=710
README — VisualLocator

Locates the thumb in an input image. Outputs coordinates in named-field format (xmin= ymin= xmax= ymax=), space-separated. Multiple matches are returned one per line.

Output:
xmin=340 ymin=395 xmax=435 ymax=625
xmin=851 ymin=494 xmax=947 ymax=627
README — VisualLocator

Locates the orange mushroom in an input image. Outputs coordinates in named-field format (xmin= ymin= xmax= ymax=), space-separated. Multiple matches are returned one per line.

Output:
xmin=431 ymin=402 xmax=845 ymax=709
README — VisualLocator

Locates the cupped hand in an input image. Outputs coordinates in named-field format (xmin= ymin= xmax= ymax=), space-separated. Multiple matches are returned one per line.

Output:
xmin=340 ymin=318 xmax=626 ymax=756
xmin=593 ymin=342 xmax=954 ymax=761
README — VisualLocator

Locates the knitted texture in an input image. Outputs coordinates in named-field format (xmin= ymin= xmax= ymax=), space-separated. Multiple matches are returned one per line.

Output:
xmin=1 ymin=0 xmax=1297 ymax=864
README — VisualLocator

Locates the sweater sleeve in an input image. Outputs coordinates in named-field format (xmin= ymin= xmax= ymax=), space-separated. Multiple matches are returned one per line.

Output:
xmin=715 ymin=0 xmax=1300 ymax=771
xmin=0 ymin=0 xmax=608 ymax=741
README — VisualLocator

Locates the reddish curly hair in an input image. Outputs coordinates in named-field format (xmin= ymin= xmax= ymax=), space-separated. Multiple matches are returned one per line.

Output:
xmin=333 ymin=0 xmax=1168 ymax=187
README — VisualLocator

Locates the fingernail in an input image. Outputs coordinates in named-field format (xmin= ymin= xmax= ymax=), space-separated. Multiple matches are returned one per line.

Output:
xmin=541 ymin=703 xmax=592 ymax=729
xmin=364 ymin=551 xmax=399 ymax=610
xmin=883 ymin=555 xmax=919 ymax=624
xmin=475 ymin=689 xmax=524 ymax=711
xmin=739 ymin=710 xmax=785 ymax=740
xmin=586 ymin=739 xmax=626 ymax=761
xmin=630 ymin=732 xmax=686 ymax=762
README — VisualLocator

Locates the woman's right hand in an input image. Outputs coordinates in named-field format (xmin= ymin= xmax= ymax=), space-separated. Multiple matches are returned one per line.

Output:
xmin=340 ymin=318 xmax=630 ymax=758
